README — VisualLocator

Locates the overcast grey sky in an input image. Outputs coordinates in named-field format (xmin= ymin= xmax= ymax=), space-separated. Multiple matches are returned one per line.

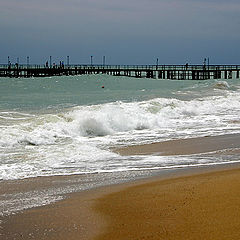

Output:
xmin=1 ymin=0 xmax=240 ymax=64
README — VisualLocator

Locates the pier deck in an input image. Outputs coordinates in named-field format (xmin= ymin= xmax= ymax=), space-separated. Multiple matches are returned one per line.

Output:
xmin=0 ymin=64 xmax=239 ymax=80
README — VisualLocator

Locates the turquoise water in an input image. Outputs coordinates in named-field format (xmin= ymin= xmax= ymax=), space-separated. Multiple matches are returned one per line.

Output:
xmin=0 ymin=74 xmax=221 ymax=111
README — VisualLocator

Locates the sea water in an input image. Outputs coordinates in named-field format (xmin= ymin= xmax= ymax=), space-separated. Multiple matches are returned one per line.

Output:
xmin=1 ymin=74 xmax=240 ymax=217
xmin=1 ymin=75 xmax=240 ymax=181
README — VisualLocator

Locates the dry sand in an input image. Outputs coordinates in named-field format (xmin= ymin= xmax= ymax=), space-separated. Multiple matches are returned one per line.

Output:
xmin=95 ymin=167 xmax=240 ymax=240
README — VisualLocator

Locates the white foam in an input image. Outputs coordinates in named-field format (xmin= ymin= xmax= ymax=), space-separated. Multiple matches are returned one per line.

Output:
xmin=1 ymin=91 xmax=240 ymax=180
xmin=213 ymin=81 xmax=230 ymax=90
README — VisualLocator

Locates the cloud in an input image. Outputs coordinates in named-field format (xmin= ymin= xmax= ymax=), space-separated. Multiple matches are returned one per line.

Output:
xmin=1 ymin=0 xmax=240 ymax=64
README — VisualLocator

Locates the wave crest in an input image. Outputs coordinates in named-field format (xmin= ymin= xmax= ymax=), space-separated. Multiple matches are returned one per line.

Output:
xmin=1 ymin=93 xmax=240 ymax=148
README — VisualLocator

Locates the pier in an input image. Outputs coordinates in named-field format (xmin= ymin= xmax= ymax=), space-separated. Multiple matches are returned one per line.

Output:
xmin=0 ymin=64 xmax=239 ymax=80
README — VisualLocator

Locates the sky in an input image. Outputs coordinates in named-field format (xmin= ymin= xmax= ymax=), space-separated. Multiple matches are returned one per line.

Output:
xmin=1 ymin=0 xmax=240 ymax=65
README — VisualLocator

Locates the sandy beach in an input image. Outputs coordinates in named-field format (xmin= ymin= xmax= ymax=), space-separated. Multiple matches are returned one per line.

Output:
xmin=95 ymin=166 xmax=240 ymax=240
xmin=1 ymin=134 xmax=240 ymax=240
xmin=1 ymin=165 xmax=240 ymax=240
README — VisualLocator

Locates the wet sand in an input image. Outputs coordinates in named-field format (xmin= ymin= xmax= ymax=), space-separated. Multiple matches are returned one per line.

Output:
xmin=1 ymin=134 xmax=240 ymax=240
xmin=114 ymin=134 xmax=240 ymax=156
xmin=1 ymin=165 xmax=240 ymax=240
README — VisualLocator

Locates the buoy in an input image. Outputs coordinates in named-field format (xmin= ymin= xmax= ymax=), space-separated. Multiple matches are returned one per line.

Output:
xmin=102 ymin=85 xmax=104 ymax=88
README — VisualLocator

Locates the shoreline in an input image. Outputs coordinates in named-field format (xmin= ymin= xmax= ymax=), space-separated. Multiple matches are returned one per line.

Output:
xmin=2 ymin=133 xmax=240 ymax=218
xmin=1 ymin=133 xmax=240 ymax=239
xmin=1 ymin=163 xmax=240 ymax=239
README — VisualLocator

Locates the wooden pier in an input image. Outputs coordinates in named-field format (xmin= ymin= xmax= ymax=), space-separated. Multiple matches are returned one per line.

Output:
xmin=0 ymin=64 xmax=239 ymax=80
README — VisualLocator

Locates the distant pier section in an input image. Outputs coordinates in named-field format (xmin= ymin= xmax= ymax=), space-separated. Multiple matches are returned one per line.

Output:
xmin=0 ymin=64 xmax=239 ymax=80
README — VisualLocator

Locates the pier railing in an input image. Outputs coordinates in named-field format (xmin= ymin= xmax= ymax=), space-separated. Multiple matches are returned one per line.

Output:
xmin=0 ymin=64 xmax=239 ymax=69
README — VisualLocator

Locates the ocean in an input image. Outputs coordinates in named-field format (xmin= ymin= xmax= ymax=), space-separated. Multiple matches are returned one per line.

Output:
xmin=1 ymin=74 xmax=240 ymax=217
xmin=1 ymin=74 xmax=240 ymax=181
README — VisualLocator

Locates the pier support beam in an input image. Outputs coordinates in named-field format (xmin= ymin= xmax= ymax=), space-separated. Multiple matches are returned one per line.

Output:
xmin=224 ymin=71 xmax=228 ymax=79
xmin=228 ymin=71 xmax=232 ymax=79
xmin=135 ymin=71 xmax=142 ymax=78
xmin=192 ymin=71 xmax=196 ymax=80
xmin=237 ymin=70 xmax=239 ymax=79
xmin=146 ymin=70 xmax=153 ymax=78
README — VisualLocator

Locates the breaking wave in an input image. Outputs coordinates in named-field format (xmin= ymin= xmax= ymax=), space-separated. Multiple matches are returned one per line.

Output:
xmin=1 ymin=92 xmax=240 ymax=149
